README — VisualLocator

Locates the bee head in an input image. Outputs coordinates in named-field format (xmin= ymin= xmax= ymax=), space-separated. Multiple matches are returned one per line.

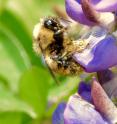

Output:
xmin=44 ymin=17 xmax=62 ymax=32
xmin=33 ymin=17 xmax=64 ymax=54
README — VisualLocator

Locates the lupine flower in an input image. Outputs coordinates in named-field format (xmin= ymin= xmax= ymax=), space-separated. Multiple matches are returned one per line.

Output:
xmin=65 ymin=0 xmax=117 ymax=72
xmin=73 ymin=26 xmax=117 ymax=72
xmin=52 ymin=78 xmax=117 ymax=124
xmin=65 ymin=0 xmax=117 ymax=27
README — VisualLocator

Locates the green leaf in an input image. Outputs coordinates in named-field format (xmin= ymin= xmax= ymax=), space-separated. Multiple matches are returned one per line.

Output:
xmin=19 ymin=66 xmax=51 ymax=119
xmin=0 ymin=112 xmax=22 ymax=124
xmin=0 ymin=75 xmax=10 ymax=90
xmin=0 ymin=88 xmax=36 ymax=119
xmin=0 ymin=88 xmax=36 ymax=124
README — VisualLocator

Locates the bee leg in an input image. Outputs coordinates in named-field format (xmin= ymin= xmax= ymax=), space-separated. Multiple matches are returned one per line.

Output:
xmin=54 ymin=29 xmax=63 ymax=41
xmin=61 ymin=52 xmax=68 ymax=58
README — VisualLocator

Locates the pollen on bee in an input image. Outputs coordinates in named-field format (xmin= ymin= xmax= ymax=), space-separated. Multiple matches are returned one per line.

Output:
xmin=73 ymin=39 xmax=89 ymax=52
xmin=45 ymin=56 xmax=53 ymax=66
xmin=33 ymin=41 xmax=40 ymax=55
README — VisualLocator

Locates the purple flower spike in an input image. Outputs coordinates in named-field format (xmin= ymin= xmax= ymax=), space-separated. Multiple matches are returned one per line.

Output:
xmin=64 ymin=94 xmax=108 ymax=124
xmin=65 ymin=0 xmax=117 ymax=26
xmin=73 ymin=26 xmax=117 ymax=72
xmin=52 ymin=80 xmax=117 ymax=124
xmin=52 ymin=103 xmax=66 ymax=124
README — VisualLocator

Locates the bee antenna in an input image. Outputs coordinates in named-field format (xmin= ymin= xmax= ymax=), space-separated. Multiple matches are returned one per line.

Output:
xmin=46 ymin=62 xmax=60 ymax=85
xmin=59 ymin=17 xmax=72 ymax=23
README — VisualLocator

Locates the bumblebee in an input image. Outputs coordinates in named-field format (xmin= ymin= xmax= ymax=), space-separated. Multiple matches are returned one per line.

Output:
xmin=33 ymin=17 xmax=88 ymax=75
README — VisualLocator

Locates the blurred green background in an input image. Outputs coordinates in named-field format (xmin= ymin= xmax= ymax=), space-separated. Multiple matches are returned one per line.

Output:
xmin=0 ymin=0 xmax=80 ymax=124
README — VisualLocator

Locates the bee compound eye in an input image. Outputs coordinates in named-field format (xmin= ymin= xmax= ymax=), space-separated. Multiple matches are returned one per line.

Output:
xmin=46 ymin=20 xmax=53 ymax=26
xmin=44 ymin=19 xmax=58 ymax=31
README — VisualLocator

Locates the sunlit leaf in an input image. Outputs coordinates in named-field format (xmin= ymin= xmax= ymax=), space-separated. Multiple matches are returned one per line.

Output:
xmin=4 ymin=0 xmax=65 ymax=33
xmin=0 ymin=0 xmax=70 ymax=123
xmin=1 ymin=10 xmax=43 ymax=67
xmin=0 ymin=25 xmax=31 ymax=92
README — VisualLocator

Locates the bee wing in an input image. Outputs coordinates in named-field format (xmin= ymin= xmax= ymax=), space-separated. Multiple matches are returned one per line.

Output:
xmin=59 ymin=18 xmax=72 ymax=28
xmin=73 ymin=26 xmax=108 ymax=72
xmin=81 ymin=26 xmax=108 ymax=40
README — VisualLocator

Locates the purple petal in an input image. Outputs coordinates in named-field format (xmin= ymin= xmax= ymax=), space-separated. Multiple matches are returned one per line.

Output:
xmin=65 ymin=0 xmax=117 ymax=26
xmin=103 ymin=77 xmax=117 ymax=99
xmin=65 ymin=0 xmax=95 ymax=25
xmin=73 ymin=26 xmax=117 ymax=72
xmin=115 ymin=11 xmax=117 ymax=16
xmin=76 ymin=0 xmax=81 ymax=4
xmin=97 ymin=69 xmax=114 ymax=85
xmin=91 ymin=78 xmax=117 ymax=123
xmin=64 ymin=94 xmax=108 ymax=124
xmin=108 ymin=77 xmax=117 ymax=98
xmin=97 ymin=70 xmax=117 ymax=99
xmin=76 ymin=0 xmax=101 ymax=5
xmin=78 ymin=82 xmax=92 ymax=102
xmin=93 ymin=0 xmax=117 ymax=12
xmin=97 ymin=69 xmax=117 ymax=97
xmin=84 ymin=0 xmax=117 ymax=12
xmin=52 ymin=103 xmax=66 ymax=124
xmin=90 ymin=0 xmax=101 ymax=5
